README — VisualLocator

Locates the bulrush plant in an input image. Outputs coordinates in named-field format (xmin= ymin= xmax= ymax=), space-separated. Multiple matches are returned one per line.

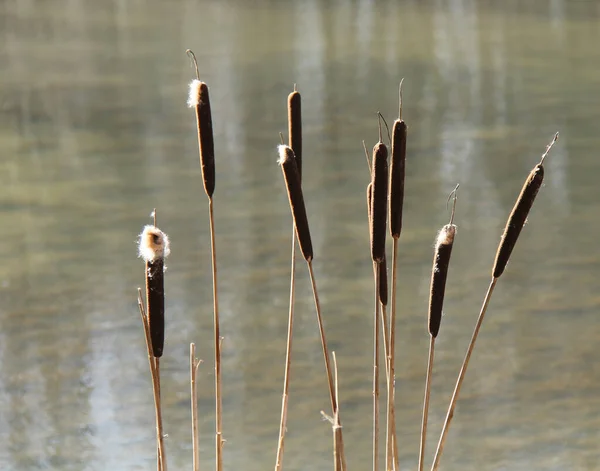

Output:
xmin=419 ymin=187 xmax=458 ymax=471
xmin=369 ymin=121 xmax=388 ymax=471
xmin=131 ymin=56 xmax=560 ymax=471
xmin=430 ymin=132 xmax=559 ymax=471
xmin=186 ymin=49 xmax=224 ymax=471
xmin=275 ymin=86 xmax=303 ymax=471
xmin=278 ymin=144 xmax=347 ymax=471
xmin=137 ymin=215 xmax=170 ymax=471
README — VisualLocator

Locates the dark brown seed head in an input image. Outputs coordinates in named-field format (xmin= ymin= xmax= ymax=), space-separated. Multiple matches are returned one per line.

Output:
xmin=389 ymin=119 xmax=407 ymax=239
xmin=370 ymin=142 xmax=388 ymax=262
xmin=428 ymin=224 xmax=456 ymax=338
xmin=492 ymin=164 xmax=544 ymax=278
xmin=379 ymin=254 xmax=388 ymax=306
xmin=288 ymin=90 xmax=302 ymax=181
xmin=279 ymin=145 xmax=313 ymax=262
xmin=146 ymin=259 xmax=165 ymax=357
xmin=189 ymin=80 xmax=215 ymax=198
xmin=367 ymin=182 xmax=388 ymax=305
xmin=139 ymin=225 xmax=170 ymax=357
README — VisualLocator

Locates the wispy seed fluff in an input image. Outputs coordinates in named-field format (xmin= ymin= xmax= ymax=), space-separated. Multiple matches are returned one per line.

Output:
xmin=187 ymin=79 xmax=202 ymax=108
xmin=435 ymin=224 xmax=456 ymax=248
xmin=138 ymin=225 xmax=171 ymax=262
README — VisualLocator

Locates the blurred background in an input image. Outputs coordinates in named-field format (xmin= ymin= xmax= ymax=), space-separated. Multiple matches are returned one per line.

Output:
xmin=1 ymin=0 xmax=599 ymax=470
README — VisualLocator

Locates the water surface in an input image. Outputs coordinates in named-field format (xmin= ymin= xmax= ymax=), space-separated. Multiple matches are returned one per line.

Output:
xmin=1 ymin=1 xmax=599 ymax=470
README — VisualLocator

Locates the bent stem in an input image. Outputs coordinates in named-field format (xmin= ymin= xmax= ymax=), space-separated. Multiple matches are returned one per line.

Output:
xmin=418 ymin=336 xmax=435 ymax=471
xmin=430 ymin=278 xmax=498 ymax=471
xmin=137 ymin=289 xmax=167 ymax=471
xmin=274 ymin=227 xmax=298 ymax=471
xmin=306 ymin=261 xmax=346 ymax=471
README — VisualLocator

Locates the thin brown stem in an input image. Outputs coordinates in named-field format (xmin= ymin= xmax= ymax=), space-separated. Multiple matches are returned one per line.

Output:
xmin=419 ymin=337 xmax=435 ymax=471
xmin=137 ymin=289 xmax=167 ymax=471
xmin=191 ymin=343 xmax=201 ymax=471
xmin=274 ymin=226 xmax=297 ymax=471
xmin=208 ymin=198 xmax=223 ymax=471
xmin=430 ymin=278 xmax=498 ymax=471
xmin=387 ymin=238 xmax=400 ymax=471
xmin=332 ymin=352 xmax=343 ymax=471
xmin=373 ymin=261 xmax=381 ymax=471
xmin=306 ymin=260 xmax=346 ymax=470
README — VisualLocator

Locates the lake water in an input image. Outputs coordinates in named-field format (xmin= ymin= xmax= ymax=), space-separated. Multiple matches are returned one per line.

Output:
xmin=1 ymin=1 xmax=599 ymax=470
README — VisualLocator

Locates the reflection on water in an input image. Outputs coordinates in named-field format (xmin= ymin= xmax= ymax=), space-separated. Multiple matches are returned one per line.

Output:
xmin=1 ymin=0 xmax=599 ymax=469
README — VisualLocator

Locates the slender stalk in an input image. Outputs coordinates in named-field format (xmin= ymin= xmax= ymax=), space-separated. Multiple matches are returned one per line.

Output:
xmin=418 ymin=337 xmax=435 ymax=471
xmin=430 ymin=279 xmax=497 ymax=471
xmin=274 ymin=226 xmax=297 ymax=471
xmin=137 ymin=289 xmax=167 ymax=471
xmin=372 ymin=262 xmax=381 ymax=471
xmin=332 ymin=352 xmax=342 ymax=471
xmin=208 ymin=199 xmax=224 ymax=471
xmin=191 ymin=343 xmax=201 ymax=471
xmin=275 ymin=87 xmax=303 ymax=471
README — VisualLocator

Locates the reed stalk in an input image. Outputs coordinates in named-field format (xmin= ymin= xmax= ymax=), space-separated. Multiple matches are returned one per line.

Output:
xmin=419 ymin=190 xmax=457 ymax=471
xmin=370 ymin=131 xmax=388 ymax=471
xmin=187 ymin=49 xmax=223 ymax=471
xmin=385 ymin=81 xmax=406 ymax=471
xmin=190 ymin=344 xmax=201 ymax=471
xmin=275 ymin=87 xmax=303 ymax=471
xmin=278 ymin=144 xmax=346 ymax=471
xmin=138 ymin=220 xmax=170 ymax=471
xmin=430 ymin=133 xmax=558 ymax=471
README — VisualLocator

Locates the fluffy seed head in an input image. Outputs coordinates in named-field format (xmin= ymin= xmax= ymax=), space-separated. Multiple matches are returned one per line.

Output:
xmin=435 ymin=224 xmax=456 ymax=248
xmin=139 ymin=225 xmax=171 ymax=262
xmin=187 ymin=79 xmax=202 ymax=108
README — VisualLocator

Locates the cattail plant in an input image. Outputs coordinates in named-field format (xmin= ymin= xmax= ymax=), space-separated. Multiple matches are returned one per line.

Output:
xmin=278 ymin=144 xmax=346 ymax=471
xmin=418 ymin=187 xmax=458 ymax=471
xmin=187 ymin=49 xmax=224 ymax=471
xmin=383 ymin=81 xmax=407 ymax=471
xmin=430 ymin=132 xmax=559 ymax=471
xmin=275 ymin=86 xmax=303 ymax=471
xmin=190 ymin=343 xmax=201 ymax=471
xmin=137 ymin=216 xmax=171 ymax=471
xmin=369 ymin=121 xmax=388 ymax=471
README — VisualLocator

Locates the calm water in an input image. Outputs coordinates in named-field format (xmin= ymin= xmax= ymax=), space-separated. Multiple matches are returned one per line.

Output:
xmin=1 ymin=1 xmax=599 ymax=470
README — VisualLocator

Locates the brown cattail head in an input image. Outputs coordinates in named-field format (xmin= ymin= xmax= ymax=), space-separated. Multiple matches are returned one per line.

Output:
xmin=370 ymin=142 xmax=388 ymax=262
xmin=367 ymin=182 xmax=388 ymax=305
xmin=379 ymin=254 xmax=388 ymax=306
xmin=428 ymin=224 xmax=456 ymax=338
xmin=492 ymin=133 xmax=557 ymax=278
xmin=188 ymin=79 xmax=215 ymax=198
xmin=278 ymin=145 xmax=313 ymax=262
xmin=139 ymin=225 xmax=170 ymax=357
xmin=492 ymin=164 xmax=544 ymax=278
xmin=389 ymin=119 xmax=407 ymax=239
xmin=288 ymin=89 xmax=302 ymax=181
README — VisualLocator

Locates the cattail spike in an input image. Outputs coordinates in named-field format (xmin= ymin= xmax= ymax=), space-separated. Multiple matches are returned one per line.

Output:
xmin=188 ymin=62 xmax=216 ymax=198
xmin=492 ymin=134 xmax=557 ymax=278
xmin=389 ymin=117 xmax=407 ymax=239
xmin=288 ymin=89 xmax=302 ymax=181
xmin=398 ymin=79 xmax=404 ymax=120
xmin=370 ymin=142 xmax=388 ymax=262
xmin=379 ymin=255 xmax=388 ymax=306
xmin=278 ymin=145 xmax=313 ymax=262
xmin=139 ymin=225 xmax=170 ymax=357
xmin=429 ymin=224 xmax=456 ymax=338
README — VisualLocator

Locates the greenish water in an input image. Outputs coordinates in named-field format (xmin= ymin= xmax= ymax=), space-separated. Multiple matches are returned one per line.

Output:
xmin=1 ymin=1 xmax=599 ymax=470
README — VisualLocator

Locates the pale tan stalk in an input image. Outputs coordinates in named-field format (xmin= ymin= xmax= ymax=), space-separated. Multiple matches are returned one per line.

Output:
xmin=430 ymin=279 xmax=497 ymax=471
xmin=208 ymin=199 xmax=224 ymax=471
xmin=137 ymin=289 xmax=167 ymax=471
xmin=418 ymin=337 xmax=435 ymax=471
xmin=372 ymin=262 xmax=381 ymax=471
xmin=191 ymin=343 xmax=201 ymax=471
xmin=274 ymin=227 xmax=297 ymax=471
